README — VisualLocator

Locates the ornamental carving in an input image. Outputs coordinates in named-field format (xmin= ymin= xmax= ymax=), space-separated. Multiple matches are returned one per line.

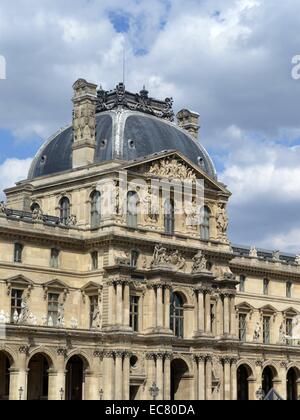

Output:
xmin=151 ymin=244 xmax=186 ymax=271
xmin=216 ymin=202 xmax=229 ymax=242
xmin=249 ymin=246 xmax=258 ymax=258
xmin=192 ymin=250 xmax=208 ymax=274
xmin=146 ymin=158 xmax=197 ymax=182
xmin=0 ymin=201 xmax=7 ymax=213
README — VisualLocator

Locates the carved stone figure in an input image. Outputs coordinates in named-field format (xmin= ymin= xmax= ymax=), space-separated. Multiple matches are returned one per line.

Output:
xmin=249 ymin=246 xmax=258 ymax=258
xmin=185 ymin=198 xmax=201 ymax=228
xmin=91 ymin=303 xmax=101 ymax=329
xmin=216 ymin=203 xmax=229 ymax=240
xmin=279 ymin=323 xmax=286 ymax=344
xmin=0 ymin=201 xmax=7 ymax=213
xmin=272 ymin=250 xmax=280 ymax=261
xmin=295 ymin=255 xmax=300 ymax=266
xmin=192 ymin=250 xmax=208 ymax=273
xmin=147 ymin=158 xmax=197 ymax=182
xmin=66 ymin=215 xmax=77 ymax=226
xmin=32 ymin=207 xmax=43 ymax=221
xmin=57 ymin=304 xmax=65 ymax=326
xmin=18 ymin=298 xmax=29 ymax=324
xmin=151 ymin=244 xmax=186 ymax=271
xmin=253 ymin=322 xmax=261 ymax=341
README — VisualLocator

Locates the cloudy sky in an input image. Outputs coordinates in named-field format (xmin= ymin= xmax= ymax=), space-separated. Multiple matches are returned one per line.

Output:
xmin=1 ymin=0 xmax=300 ymax=252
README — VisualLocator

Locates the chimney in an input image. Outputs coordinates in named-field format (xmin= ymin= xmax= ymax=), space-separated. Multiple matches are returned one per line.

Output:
xmin=176 ymin=109 xmax=200 ymax=139
xmin=72 ymin=79 xmax=98 ymax=168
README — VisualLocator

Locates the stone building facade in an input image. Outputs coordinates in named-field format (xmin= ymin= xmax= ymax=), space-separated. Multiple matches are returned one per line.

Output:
xmin=0 ymin=80 xmax=299 ymax=401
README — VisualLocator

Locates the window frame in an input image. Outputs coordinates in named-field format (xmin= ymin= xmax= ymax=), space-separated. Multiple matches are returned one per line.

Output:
xmin=47 ymin=292 xmax=60 ymax=326
xmin=170 ymin=292 xmax=184 ymax=338
xmin=200 ymin=206 xmax=211 ymax=241
xmin=130 ymin=295 xmax=140 ymax=332
xmin=90 ymin=191 xmax=101 ymax=229
xmin=10 ymin=289 xmax=23 ymax=323
xmin=14 ymin=243 xmax=23 ymax=263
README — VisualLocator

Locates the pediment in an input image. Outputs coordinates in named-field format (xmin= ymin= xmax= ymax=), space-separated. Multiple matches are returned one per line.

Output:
xmin=236 ymin=302 xmax=255 ymax=313
xmin=283 ymin=307 xmax=299 ymax=316
xmin=81 ymin=281 xmax=102 ymax=293
xmin=43 ymin=279 xmax=69 ymax=290
xmin=5 ymin=275 xmax=34 ymax=296
xmin=122 ymin=151 xmax=230 ymax=195
xmin=260 ymin=304 xmax=277 ymax=314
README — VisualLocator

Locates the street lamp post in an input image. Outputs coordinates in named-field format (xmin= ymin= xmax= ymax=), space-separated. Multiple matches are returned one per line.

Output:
xmin=59 ymin=388 xmax=64 ymax=401
xmin=256 ymin=387 xmax=265 ymax=401
xmin=18 ymin=387 xmax=24 ymax=401
xmin=149 ymin=383 xmax=159 ymax=401
xmin=99 ymin=388 xmax=104 ymax=401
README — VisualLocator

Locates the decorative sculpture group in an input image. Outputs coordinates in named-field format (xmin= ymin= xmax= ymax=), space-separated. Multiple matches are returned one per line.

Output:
xmin=151 ymin=244 xmax=186 ymax=271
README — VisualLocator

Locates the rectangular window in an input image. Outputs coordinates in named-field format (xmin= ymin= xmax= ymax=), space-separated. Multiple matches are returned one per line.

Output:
xmin=263 ymin=316 xmax=271 ymax=344
xmin=91 ymin=251 xmax=98 ymax=270
xmin=50 ymin=248 xmax=60 ymax=268
xmin=286 ymin=282 xmax=292 ymax=298
xmin=239 ymin=314 xmax=247 ymax=342
xmin=239 ymin=276 xmax=246 ymax=293
xmin=210 ymin=303 xmax=216 ymax=334
xmin=47 ymin=293 xmax=59 ymax=326
xmin=89 ymin=295 xmax=99 ymax=328
xmin=14 ymin=243 xmax=23 ymax=263
xmin=130 ymin=296 xmax=139 ymax=332
xmin=263 ymin=279 xmax=269 ymax=295
xmin=11 ymin=289 xmax=23 ymax=322
xmin=131 ymin=250 xmax=139 ymax=268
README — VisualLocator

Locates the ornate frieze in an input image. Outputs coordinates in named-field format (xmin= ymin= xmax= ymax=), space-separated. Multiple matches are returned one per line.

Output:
xmin=146 ymin=158 xmax=197 ymax=182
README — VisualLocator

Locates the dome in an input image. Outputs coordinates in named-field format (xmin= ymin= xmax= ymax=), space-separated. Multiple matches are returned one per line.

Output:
xmin=28 ymin=86 xmax=217 ymax=180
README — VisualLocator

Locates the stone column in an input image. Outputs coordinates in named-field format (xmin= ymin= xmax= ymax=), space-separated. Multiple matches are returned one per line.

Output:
xmin=147 ymin=286 xmax=156 ymax=330
xmin=123 ymin=352 xmax=131 ymax=400
xmin=205 ymin=290 xmax=211 ymax=334
xmin=17 ymin=346 xmax=29 ymax=400
xmin=198 ymin=356 xmax=206 ymax=400
xmin=223 ymin=295 xmax=230 ymax=335
xmin=230 ymin=295 xmax=237 ymax=337
xmin=115 ymin=351 xmax=123 ymax=400
xmin=205 ymin=356 xmax=212 ymax=400
xmin=198 ymin=289 xmax=205 ymax=333
xmin=108 ymin=282 xmax=116 ymax=326
xmin=164 ymin=353 xmax=172 ymax=400
xmin=216 ymin=295 xmax=224 ymax=336
xmin=103 ymin=352 xmax=115 ymax=400
xmin=156 ymin=354 xmax=164 ymax=400
xmin=164 ymin=286 xmax=171 ymax=330
xmin=116 ymin=282 xmax=123 ymax=326
xmin=146 ymin=353 xmax=156 ymax=400
xmin=254 ymin=360 xmax=263 ymax=400
xmin=230 ymin=359 xmax=238 ymax=401
xmin=223 ymin=358 xmax=231 ymax=400
xmin=156 ymin=286 xmax=163 ymax=329
xmin=123 ymin=282 xmax=130 ymax=328
xmin=9 ymin=368 xmax=21 ymax=400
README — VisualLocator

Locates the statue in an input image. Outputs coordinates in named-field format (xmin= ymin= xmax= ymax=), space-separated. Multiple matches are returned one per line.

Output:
xmin=216 ymin=203 xmax=229 ymax=240
xmin=18 ymin=298 xmax=29 ymax=324
xmin=32 ymin=206 xmax=43 ymax=221
xmin=169 ymin=250 xmax=186 ymax=270
xmin=151 ymin=244 xmax=167 ymax=267
xmin=272 ymin=250 xmax=280 ymax=261
xmin=249 ymin=246 xmax=258 ymax=258
xmin=295 ymin=255 xmax=300 ymax=266
xmin=192 ymin=250 xmax=208 ymax=273
xmin=57 ymin=303 xmax=65 ymax=326
xmin=253 ymin=322 xmax=261 ymax=341
xmin=0 ymin=310 xmax=6 ymax=324
xmin=91 ymin=303 xmax=101 ymax=329
xmin=279 ymin=323 xmax=286 ymax=344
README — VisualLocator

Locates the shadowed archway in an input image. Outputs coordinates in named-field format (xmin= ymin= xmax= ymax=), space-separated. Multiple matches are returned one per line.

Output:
xmin=171 ymin=359 xmax=191 ymax=400
xmin=0 ymin=351 xmax=11 ymax=400
xmin=27 ymin=354 xmax=51 ymax=400
xmin=65 ymin=356 xmax=87 ymax=401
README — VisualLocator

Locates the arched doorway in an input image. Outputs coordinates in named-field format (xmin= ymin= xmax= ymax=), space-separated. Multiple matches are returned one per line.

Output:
xmin=0 ymin=352 xmax=11 ymax=400
xmin=237 ymin=365 xmax=251 ymax=400
xmin=262 ymin=366 xmax=274 ymax=396
xmin=27 ymin=354 xmax=50 ymax=400
xmin=171 ymin=359 xmax=190 ymax=400
xmin=287 ymin=368 xmax=298 ymax=401
xmin=65 ymin=356 xmax=85 ymax=401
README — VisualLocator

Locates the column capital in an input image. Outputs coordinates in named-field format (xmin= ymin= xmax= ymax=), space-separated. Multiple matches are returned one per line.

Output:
xmin=156 ymin=352 xmax=165 ymax=360
xmin=123 ymin=351 xmax=133 ymax=359
xmin=19 ymin=345 xmax=29 ymax=355
xmin=103 ymin=350 xmax=115 ymax=359
xmin=205 ymin=354 xmax=213 ymax=362
xmin=220 ymin=356 xmax=232 ymax=365
xmin=115 ymin=350 xmax=125 ymax=358
xmin=93 ymin=350 xmax=104 ymax=359
xmin=164 ymin=352 xmax=173 ymax=360
xmin=57 ymin=347 xmax=67 ymax=358
xmin=146 ymin=352 xmax=156 ymax=360
xmin=193 ymin=354 xmax=206 ymax=363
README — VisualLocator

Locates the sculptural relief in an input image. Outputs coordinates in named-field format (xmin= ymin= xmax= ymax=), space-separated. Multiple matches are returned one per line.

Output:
xmin=192 ymin=250 xmax=208 ymax=274
xmin=151 ymin=244 xmax=186 ymax=271
xmin=216 ymin=202 xmax=229 ymax=241
xmin=146 ymin=158 xmax=197 ymax=182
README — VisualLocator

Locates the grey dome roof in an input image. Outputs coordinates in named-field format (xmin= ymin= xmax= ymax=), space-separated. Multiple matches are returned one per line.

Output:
xmin=28 ymin=110 xmax=217 ymax=180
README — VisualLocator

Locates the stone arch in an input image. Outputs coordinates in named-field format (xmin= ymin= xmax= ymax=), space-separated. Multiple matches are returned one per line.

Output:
xmin=236 ymin=360 xmax=256 ymax=379
xmin=0 ymin=345 xmax=16 ymax=367
xmin=27 ymin=347 xmax=55 ymax=369
xmin=65 ymin=350 xmax=91 ymax=371
xmin=262 ymin=361 xmax=280 ymax=379
xmin=287 ymin=365 xmax=300 ymax=400
xmin=262 ymin=362 xmax=280 ymax=396
xmin=237 ymin=362 xmax=255 ymax=401
xmin=170 ymin=357 xmax=193 ymax=400
xmin=172 ymin=354 xmax=193 ymax=374
xmin=27 ymin=352 xmax=52 ymax=400
xmin=171 ymin=287 xmax=193 ymax=306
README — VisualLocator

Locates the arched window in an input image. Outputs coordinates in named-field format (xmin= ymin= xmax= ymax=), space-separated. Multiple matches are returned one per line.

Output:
xmin=127 ymin=191 xmax=138 ymax=228
xmin=90 ymin=191 xmax=101 ymax=229
xmin=200 ymin=206 xmax=211 ymax=241
xmin=59 ymin=197 xmax=70 ymax=224
xmin=170 ymin=292 xmax=184 ymax=338
xmin=30 ymin=202 xmax=40 ymax=212
xmin=164 ymin=199 xmax=175 ymax=235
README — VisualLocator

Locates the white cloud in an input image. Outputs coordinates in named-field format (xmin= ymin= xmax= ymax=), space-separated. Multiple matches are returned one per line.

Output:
xmin=0 ymin=158 xmax=32 ymax=200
